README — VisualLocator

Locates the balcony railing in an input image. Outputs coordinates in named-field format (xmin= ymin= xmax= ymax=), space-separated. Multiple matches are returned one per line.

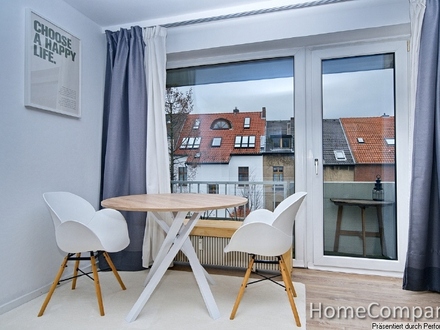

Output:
xmin=171 ymin=180 xmax=294 ymax=220
xmin=171 ymin=180 xmax=397 ymax=258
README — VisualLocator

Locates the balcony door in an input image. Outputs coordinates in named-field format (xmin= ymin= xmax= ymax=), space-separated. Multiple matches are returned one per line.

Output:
xmin=307 ymin=41 xmax=410 ymax=274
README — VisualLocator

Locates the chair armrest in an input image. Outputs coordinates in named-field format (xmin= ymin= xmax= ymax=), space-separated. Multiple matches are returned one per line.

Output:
xmin=88 ymin=209 xmax=130 ymax=252
xmin=97 ymin=208 xmax=126 ymax=222
xmin=243 ymin=209 xmax=274 ymax=225
xmin=224 ymin=222 xmax=291 ymax=257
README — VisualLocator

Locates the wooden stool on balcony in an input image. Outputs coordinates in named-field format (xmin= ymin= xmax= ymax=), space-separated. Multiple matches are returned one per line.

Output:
xmin=330 ymin=198 xmax=394 ymax=257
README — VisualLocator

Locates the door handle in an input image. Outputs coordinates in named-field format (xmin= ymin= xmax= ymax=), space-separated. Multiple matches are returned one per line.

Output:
xmin=314 ymin=159 xmax=319 ymax=175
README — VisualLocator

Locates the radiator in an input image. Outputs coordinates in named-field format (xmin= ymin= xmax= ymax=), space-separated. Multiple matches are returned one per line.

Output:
xmin=174 ymin=236 xmax=279 ymax=271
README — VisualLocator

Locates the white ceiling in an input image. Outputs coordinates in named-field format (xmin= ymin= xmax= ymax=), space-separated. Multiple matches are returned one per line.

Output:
xmin=62 ymin=0 xmax=326 ymax=28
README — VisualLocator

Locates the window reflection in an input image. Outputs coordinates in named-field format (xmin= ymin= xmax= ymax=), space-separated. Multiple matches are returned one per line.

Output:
xmin=322 ymin=54 xmax=397 ymax=260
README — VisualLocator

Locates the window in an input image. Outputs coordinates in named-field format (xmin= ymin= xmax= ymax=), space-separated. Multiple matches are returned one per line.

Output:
xmin=287 ymin=122 xmax=292 ymax=135
xmin=167 ymin=57 xmax=294 ymax=212
xmin=238 ymin=167 xmax=249 ymax=185
xmin=334 ymin=150 xmax=347 ymax=161
xmin=385 ymin=138 xmax=395 ymax=145
xmin=178 ymin=167 xmax=187 ymax=182
xmin=180 ymin=137 xmax=188 ymax=149
xmin=273 ymin=166 xmax=284 ymax=192
xmin=211 ymin=119 xmax=231 ymax=130
xmin=166 ymin=40 xmax=407 ymax=270
xmin=208 ymin=184 xmax=219 ymax=194
xmin=273 ymin=166 xmax=284 ymax=181
xmin=235 ymin=135 xmax=256 ymax=148
xmin=193 ymin=137 xmax=201 ymax=148
xmin=260 ymin=136 xmax=266 ymax=151
xmin=322 ymin=51 xmax=398 ymax=262
xmin=271 ymin=136 xmax=291 ymax=150
xmin=193 ymin=119 xmax=200 ymax=129
xmin=244 ymin=117 xmax=251 ymax=128
xmin=212 ymin=137 xmax=222 ymax=147
xmin=180 ymin=136 xmax=201 ymax=149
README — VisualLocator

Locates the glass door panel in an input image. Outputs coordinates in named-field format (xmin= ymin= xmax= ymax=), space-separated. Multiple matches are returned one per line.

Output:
xmin=308 ymin=40 xmax=409 ymax=273
xmin=322 ymin=54 xmax=397 ymax=260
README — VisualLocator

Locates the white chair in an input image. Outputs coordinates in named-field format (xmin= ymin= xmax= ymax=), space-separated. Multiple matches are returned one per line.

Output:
xmin=38 ymin=192 xmax=130 ymax=316
xmin=224 ymin=192 xmax=307 ymax=327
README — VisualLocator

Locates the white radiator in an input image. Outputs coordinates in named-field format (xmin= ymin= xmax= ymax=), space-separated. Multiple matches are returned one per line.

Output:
xmin=174 ymin=236 xmax=279 ymax=271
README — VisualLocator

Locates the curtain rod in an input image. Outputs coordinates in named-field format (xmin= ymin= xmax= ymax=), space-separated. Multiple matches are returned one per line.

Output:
xmin=153 ymin=0 xmax=352 ymax=29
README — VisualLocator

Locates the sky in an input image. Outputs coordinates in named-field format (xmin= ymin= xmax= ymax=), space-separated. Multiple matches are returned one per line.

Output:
xmin=177 ymin=68 xmax=395 ymax=121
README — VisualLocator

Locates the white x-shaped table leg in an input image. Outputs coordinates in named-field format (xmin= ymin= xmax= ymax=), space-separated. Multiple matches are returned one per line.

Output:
xmin=125 ymin=211 xmax=220 ymax=323
xmin=143 ymin=211 xmax=215 ymax=286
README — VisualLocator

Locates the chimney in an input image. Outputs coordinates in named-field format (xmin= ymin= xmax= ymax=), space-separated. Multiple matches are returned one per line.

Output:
xmin=261 ymin=107 xmax=266 ymax=119
xmin=233 ymin=107 xmax=239 ymax=114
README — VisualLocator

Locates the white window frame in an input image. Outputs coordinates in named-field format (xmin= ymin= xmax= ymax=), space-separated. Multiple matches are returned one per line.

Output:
xmin=244 ymin=117 xmax=251 ymax=128
xmin=166 ymin=36 xmax=409 ymax=276
xmin=308 ymin=40 xmax=409 ymax=276
xmin=212 ymin=137 xmax=222 ymax=147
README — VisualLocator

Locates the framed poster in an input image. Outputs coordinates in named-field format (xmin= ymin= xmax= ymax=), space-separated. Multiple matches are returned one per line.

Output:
xmin=25 ymin=9 xmax=81 ymax=117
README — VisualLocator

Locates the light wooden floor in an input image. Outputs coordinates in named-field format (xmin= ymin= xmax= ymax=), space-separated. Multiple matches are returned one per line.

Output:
xmin=172 ymin=264 xmax=440 ymax=329
xmin=292 ymin=268 xmax=440 ymax=329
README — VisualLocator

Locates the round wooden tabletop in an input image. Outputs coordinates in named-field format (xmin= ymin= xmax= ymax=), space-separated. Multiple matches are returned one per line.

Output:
xmin=101 ymin=193 xmax=248 ymax=212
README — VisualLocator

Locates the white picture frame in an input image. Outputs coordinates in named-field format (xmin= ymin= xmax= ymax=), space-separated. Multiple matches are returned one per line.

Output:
xmin=25 ymin=9 xmax=81 ymax=117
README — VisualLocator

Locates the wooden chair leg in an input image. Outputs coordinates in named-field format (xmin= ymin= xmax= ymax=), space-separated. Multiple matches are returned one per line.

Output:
xmin=103 ymin=251 xmax=126 ymax=290
xmin=282 ymin=249 xmax=292 ymax=276
xmin=38 ymin=255 xmax=69 ymax=317
xmin=230 ymin=255 xmax=255 ymax=320
xmin=90 ymin=252 xmax=104 ymax=316
xmin=71 ymin=253 xmax=81 ymax=290
xmin=280 ymin=254 xmax=297 ymax=297
xmin=279 ymin=256 xmax=301 ymax=327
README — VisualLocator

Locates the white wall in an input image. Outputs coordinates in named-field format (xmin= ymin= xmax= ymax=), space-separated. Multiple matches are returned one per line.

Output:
xmin=0 ymin=0 xmax=106 ymax=313
xmin=229 ymin=156 xmax=263 ymax=182
xmin=165 ymin=0 xmax=410 ymax=67
xmin=187 ymin=156 xmax=263 ymax=183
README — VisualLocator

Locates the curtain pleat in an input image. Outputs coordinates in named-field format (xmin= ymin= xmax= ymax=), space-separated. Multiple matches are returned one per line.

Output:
xmin=404 ymin=0 xmax=440 ymax=292
xmin=408 ymin=0 xmax=426 ymax=159
xmin=100 ymin=26 xmax=148 ymax=271
xmin=142 ymin=26 xmax=171 ymax=268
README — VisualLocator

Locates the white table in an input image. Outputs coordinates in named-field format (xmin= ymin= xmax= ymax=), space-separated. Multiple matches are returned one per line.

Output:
xmin=101 ymin=193 xmax=248 ymax=323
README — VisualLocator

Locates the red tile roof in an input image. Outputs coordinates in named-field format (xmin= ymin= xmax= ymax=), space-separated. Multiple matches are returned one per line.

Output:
xmin=341 ymin=116 xmax=395 ymax=164
xmin=175 ymin=111 xmax=266 ymax=164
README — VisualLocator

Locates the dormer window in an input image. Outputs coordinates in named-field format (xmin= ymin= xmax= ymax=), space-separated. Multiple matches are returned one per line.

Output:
xmin=385 ymin=138 xmax=395 ymax=145
xmin=180 ymin=137 xmax=201 ymax=149
xmin=193 ymin=119 xmax=200 ymax=129
xmin=235 ymin=135 xmax=256 ymax=148
xmin=211 ymin=119 xmax=231 ymax=130
xmin=193 ymin=137 xmax=201 ymax=148
xmin=212 ymin=137 xmax=222 ymax=147
xmin=334 ymin=150 xmax=347 ymax=161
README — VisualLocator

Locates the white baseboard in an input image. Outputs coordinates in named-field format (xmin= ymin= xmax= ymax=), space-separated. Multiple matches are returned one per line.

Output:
xmin=0 ymin=264 xmax=93 ymax=315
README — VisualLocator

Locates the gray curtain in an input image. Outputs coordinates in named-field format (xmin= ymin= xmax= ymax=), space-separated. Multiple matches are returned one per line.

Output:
xmin=404 ymin=0 xmax=440 ymax=291
xmin=99 ymin=26 xmax=147 ymax=271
